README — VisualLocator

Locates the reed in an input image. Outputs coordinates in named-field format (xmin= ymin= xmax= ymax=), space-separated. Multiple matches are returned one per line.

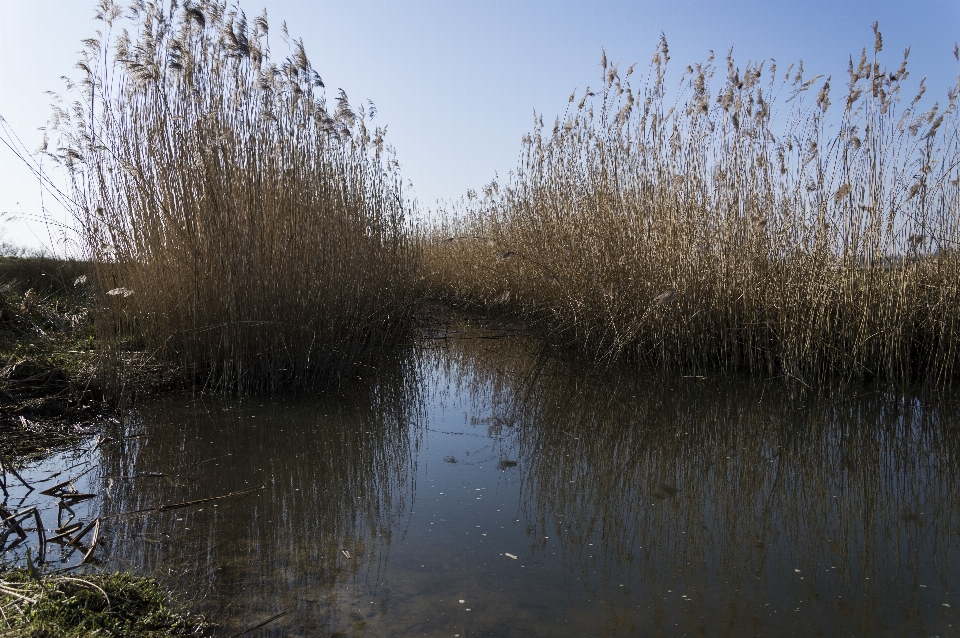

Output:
xmin=426 ymin=29 xmax=960 ymax=386
xmin=47 ymin=0 xmax=418 ymax=394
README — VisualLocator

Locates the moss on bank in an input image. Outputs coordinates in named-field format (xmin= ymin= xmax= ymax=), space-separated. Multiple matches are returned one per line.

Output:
xmin=0 ymin=568 xmax=213 ymax=637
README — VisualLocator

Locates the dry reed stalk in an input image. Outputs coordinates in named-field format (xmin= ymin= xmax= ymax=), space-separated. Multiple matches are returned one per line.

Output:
xmin=426 ymin=32 xmax=960 ymax=386
xmin=46 ymin=0 xmax=419 ymax=394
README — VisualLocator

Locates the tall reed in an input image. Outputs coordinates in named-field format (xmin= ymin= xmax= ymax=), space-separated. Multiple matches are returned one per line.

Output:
xmin=427 ymin=29 xmax=960 ymax=386
xmin=47 ymin=0 xmax=418 ymax=394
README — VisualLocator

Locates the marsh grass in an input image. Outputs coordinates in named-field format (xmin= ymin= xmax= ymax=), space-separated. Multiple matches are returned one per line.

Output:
xmin=0 ymin=257 xmax=106 ymax=462
xmin=0 ymin=256 xmax=93 ymax=360
xmin=427 ymin=29 xmax=960 ymax=386
xmin=0 ymin=568 xmax=212 ymax=637
xmin=47 ymin=0 xmax=418 ymax=394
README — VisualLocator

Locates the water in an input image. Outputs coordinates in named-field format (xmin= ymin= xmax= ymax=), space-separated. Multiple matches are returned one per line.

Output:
xmin=4 ymin=323 xmax=960 ymax=636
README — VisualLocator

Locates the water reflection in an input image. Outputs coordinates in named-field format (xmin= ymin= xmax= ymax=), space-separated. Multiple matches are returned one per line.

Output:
xmin=98 ymin=373 xmax=420 ymax=636
xmin=428 ymin=324 xmax=960 ymax=636
xmin=87 ymin=321 xmax=960 ymax=636
xmin=528 ymin=383 xmax=960 ymax=635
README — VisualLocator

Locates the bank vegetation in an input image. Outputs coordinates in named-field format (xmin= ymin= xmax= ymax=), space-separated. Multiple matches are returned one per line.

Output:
xmin=46 ymin=0 xmax=418 ymax=395
xmin=27 ymin=3 xmax=960 ymax=391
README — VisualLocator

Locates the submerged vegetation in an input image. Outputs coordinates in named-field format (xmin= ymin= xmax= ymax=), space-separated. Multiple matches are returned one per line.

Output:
xmin=46 ymin=0 xmax=418 ymax=394
xmin=427 ymin=29 xmax=960 ymax=386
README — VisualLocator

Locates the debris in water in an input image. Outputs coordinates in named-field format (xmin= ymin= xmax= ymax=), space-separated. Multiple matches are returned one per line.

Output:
xmin=443 ymin=456 xmax=457 ymax=464
xmin=104 ymin=484 xmax=263 ymax=518
xmin=505 ymin=553 xmax=518 ymax=560
xmin=652 ymin=483 xmax=677 ymax=499
xmin=654 ymin=290 xmax=677 ymax=305
xmin=0 ymin=450 xmax=32 ymax=492
xmin=341 ymin=549 xmax=351 ymax=559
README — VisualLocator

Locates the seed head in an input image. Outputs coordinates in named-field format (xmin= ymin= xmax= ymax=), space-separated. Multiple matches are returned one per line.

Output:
xmin=872 ymin=21 xmax=882 ymax=54
xmin=654 ymin=290 xmax=677 ymax=306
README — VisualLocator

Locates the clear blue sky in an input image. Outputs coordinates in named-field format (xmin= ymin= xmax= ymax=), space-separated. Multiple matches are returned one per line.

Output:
xmin=1 ymin=0 xmax=957 ymax=252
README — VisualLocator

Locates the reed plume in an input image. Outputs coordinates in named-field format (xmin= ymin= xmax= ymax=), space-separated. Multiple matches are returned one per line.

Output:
xmin=427 ymin=31 xmax=960 ymax=386
xmin=48 ymin=0 xmax=419 ymax=393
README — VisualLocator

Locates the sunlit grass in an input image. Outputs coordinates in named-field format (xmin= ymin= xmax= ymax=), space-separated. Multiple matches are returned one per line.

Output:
xmin=0 ymin=568 xmax=212 ymax=637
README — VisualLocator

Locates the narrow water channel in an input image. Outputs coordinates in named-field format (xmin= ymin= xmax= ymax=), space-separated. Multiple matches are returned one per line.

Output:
xmin=5 ymin=323 xmax=960 ymax=636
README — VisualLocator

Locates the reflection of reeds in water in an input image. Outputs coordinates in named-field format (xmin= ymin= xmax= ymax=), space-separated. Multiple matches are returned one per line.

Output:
xmin=96 ymin=368 xmax=421 ymax=635
xmin=445 ymin=325 xmax=960 ymax=635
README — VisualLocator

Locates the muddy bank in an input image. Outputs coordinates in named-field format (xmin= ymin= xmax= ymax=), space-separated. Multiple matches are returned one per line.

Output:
xmin=0 ymin=356 xmax=109 ymax=463
xmin=0 ymin=256 xmax=116 ymax=464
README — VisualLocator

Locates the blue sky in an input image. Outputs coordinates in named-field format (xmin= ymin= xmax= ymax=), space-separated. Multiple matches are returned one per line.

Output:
xmin=1 ymin=0 xmax=957 ymax=252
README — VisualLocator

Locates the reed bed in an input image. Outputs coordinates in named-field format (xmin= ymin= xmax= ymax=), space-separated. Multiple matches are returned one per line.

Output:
xmin=426 ymin=29 xmax=960 ymax=386
xmin=48 ymin=0 xmax=418 ymax=394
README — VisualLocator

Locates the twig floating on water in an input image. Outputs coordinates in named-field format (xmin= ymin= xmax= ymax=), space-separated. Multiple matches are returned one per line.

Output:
xmin=79 ymin=519 xmax=101 ymax=565
xmin=228 ymin=611 xmax=293 ymax=638
xmin=0 ymin=450 xmax=32 ymax=492
xmin=103 ymin=485 xmax=264 ymax=519
xmin=40 ymin=479 xmax=78 ymax=497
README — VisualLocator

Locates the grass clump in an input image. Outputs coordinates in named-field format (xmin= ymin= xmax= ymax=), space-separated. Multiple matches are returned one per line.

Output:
xmin=46 ymin=0 xmax=418 ymax=395
xmin=0 ymin=568 xmax=212 ymax=637
xmin=427 ymin=29 xmax=960 ymax=386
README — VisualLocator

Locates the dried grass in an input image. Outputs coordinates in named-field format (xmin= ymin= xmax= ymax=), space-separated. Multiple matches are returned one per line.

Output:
xmin=426 ymin=32 xmax=960 ymax=386
xmin=47 ymin=0 xmax=419 ymax=394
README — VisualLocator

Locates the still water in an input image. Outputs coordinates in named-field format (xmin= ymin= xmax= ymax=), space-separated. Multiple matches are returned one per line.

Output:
xmin=5 ymin=322 xmax=960 ymax=636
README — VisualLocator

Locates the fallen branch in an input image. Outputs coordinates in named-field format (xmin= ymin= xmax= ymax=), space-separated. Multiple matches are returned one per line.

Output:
xmin=103 ymin=485 xmax=264 ymax=519
xmin=229 ymin=610 xmax=293 ymax=638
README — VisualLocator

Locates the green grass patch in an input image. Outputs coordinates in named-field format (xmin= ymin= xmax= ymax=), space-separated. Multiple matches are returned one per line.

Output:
xmin=0 ymin=568 xmax=212 ymax=637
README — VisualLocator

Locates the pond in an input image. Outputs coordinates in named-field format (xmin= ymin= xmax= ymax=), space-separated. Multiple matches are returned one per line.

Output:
xmin=4 ymin=321 xmax=960 ymax=636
